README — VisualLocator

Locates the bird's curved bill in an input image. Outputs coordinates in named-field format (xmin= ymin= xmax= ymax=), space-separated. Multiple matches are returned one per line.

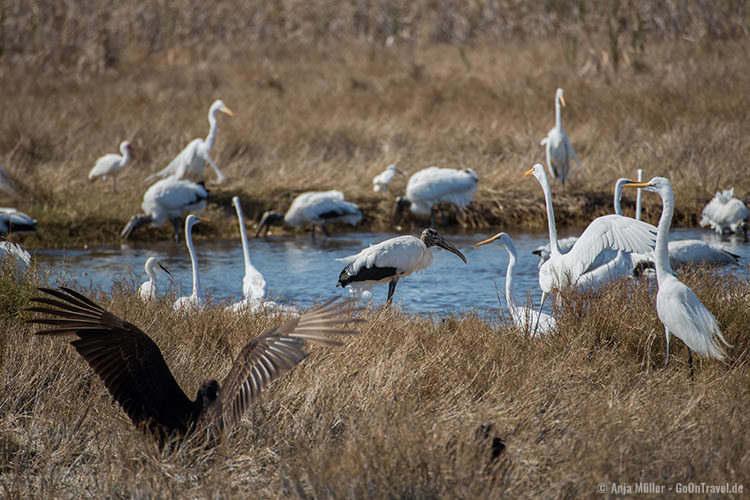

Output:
xmin=474 ymin=235 xmax=499 ymax=247
xmin=221 ymin=105 xmax=235 ymax=117
xmin=157 ymin=261 xmax=173 ymax=277
xmin=559 ymin=94 xmax=566 ymax=107
xmin=439 ymin=240 xmax=468 ymax=263
xmin=623 ymin=181 xmax=651 ymax=189
xmin=524 ymin=168 xmax=535 ymax=177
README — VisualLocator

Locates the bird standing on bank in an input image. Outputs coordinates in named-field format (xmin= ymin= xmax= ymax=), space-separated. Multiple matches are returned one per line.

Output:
xmin=623 ymin=177 xmax=731 ymax=374
xmin=89 ymin=140 xmax=136 ymax=193
xmin=337 ymin=228 xmax=467 ymax=304
xmin=372 ymin=164 xmax=404 ymax=193
xmin=393 ymin=167 xmax=478 ymax=228
xmin=255 ymin=190 xmax=362 ymax=241
xmin=147 ymin=100 xmax=234 ymax=185
xmin=27 ymin=288 xmax=361 ymax=448
xmin=540 ymin=88 xmax=582 ymax=189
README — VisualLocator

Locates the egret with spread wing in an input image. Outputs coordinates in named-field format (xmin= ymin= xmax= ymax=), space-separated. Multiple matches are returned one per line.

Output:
xmin=27 ymin=288 xmax=361 ymax=448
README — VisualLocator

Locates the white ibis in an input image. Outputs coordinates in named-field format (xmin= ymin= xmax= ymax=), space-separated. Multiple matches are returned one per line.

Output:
xmin=337 ymin=228 xmax=467 ymax=304
xmin=0 ymin=208 xmax=36 ymax=235
xmin=173 ymin=215 xmax=209 ymax=313
xmin=394 ymin=167 xmax=478 ymax=228
xmin=623 ymin=177 xmax=731 ymax=375
xmin=525 ymin=163 xmax=656 ymax=325
xmin=540 ymin=88 xmax=582 ymax=188
xmin=255 ymin=190 xmax=362 ymax=241
xmin=699 ymin=187 xmax=749 ymax=236
xmin=372 ymin=164 xmax=404 ymax=193
xmin=475 ymin=233 xmax=556 ymax=336
xmin=147 ymin=100 xmax=234 ymax=185
xmin=138 ymin=257 xmax=172 ymax=301
xmin=89 ymin=140 xmax=135 ymax=192
xmin=120 ymin=161 xmax=208 ymax=241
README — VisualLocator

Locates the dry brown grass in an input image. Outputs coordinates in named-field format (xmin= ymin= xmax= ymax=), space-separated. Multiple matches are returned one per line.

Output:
xmin=1 ymin=263 xmax=748 ymax=498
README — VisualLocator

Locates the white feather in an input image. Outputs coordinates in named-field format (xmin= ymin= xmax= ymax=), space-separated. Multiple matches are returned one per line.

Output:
xmin=403 ymin=167 xmax=478 ymax=215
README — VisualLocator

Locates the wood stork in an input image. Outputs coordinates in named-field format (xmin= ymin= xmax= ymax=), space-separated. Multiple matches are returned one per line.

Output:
xmin=623 ymin=177 xmax=731 ymax=374
xmin=89 ymin=140 xmax=135 ymax=193
xmin=540 ymin=88 xmax=582 ymax=189
xmin=173 ymin=215 xmax=209 ymax=313
xmin=120 ymin=162 xmax=208 ymax=242
xmin=0 ymin=241 xmax=31 ymax=280
xmin=474 ymin=233 xmax=556 ymax=336
xmin=394 ymin=167 xmax=478 ymax=228
xmin=372 ymin=164 xmax=404 ymax=193
xmin=525 ymin=164 xmax=656 ymax=325
xmin=255 ymin=190 xmax=362 ymax=241
xmin=147 ymin=100 xmax=234 ymax=185
xmin=138 ymin=257 xmax=172 ymax=301
xmin=27 ymin=288 xmax=361 ymax=448
xmin=337 ymin=228 xmax=467 ymax=304
xmin=0 ymin=208 xmax=36 ymax=235
xmin=227 ymin=197 xmax=297 ymax=314
xmin=699 ymin=187 xmax=749 ymax=236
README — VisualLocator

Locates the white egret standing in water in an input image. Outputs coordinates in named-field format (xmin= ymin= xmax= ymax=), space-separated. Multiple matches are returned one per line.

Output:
xmin=173 ymin=215 xmax=209 ymax=312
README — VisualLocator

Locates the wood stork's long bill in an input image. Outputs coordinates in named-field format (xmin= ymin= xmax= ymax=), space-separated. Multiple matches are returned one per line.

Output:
xmin=421 ymin=228 xmax=467 ymax=264
xmin=254 ymin=211 xmax=285 ymax=238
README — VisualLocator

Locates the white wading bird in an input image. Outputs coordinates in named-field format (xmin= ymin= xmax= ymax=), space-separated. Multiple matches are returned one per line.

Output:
xmin=147 ymin=100 xmax=234 ymax=185
xmin=0 ymin=241 xmax=31 ymax=279
xmin=623 ymin=177 xmax=731 ymax=374
xmin=699 ymin=187 xmax=749 ymax=236
xmin=337 ymin=228 xmax=467 ymax=304
xmin=89 ymin=140 xmax=136 ymax=192
xmin=138 ymin=257 xmax=173 ymax=301
xmin=227 ymin=197 xmax=296 ymax=313
xmin=372 ymin=164 xmax=404 ymax=193
xmin=0 ymin=208 xmax=36 ymax=235
xmin=540 ymin=88 xmax=582 ymax=189
xmin=255 ymin=190 xmax=362 ymax=241
xmin=394 ymin=167 xmax=478 ymax=228
xmin=173 ymin=215 xmax=209 ymax=312
xmin=525 ymin=164 xmax=656 ymax=323
xmin=474 ymin=233 xmax=556 ymax=336
xmin=121 ymin=162 xmax=208 ymax=242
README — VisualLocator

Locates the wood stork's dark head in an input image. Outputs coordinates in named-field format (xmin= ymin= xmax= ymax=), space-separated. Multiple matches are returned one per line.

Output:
xmin=254 ymin=211 xmax=284 ymax=237
xmin=393 ymin=195 xmax=411 ymax=223
xmin=420 ymin=228 xmax=467 ymax=263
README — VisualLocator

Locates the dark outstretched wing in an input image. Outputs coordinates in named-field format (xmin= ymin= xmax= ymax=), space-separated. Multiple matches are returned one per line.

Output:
xmin=26 ymin=287 xmax=196 ymax=440
xmin=219 ymin=298 xmax=362 ymax=433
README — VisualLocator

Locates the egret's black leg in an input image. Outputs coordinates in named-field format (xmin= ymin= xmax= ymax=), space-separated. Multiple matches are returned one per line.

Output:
xmin=430 ymin=207 xmax=436 ymax=229
xmin=321 ymin=224 xmax=331 ymax=237
xmin=386 ymin=278 xmax=399 ymax=305
xmin=688 ymin=349 xmax=694 ymax=381
xmin=170 ymin=217 xmax=182 ymax=242
xmin=439 ymin=206 xmax=448 ymax=229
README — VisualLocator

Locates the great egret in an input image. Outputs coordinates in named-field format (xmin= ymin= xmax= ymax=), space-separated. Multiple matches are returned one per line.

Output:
xmin=337 ymin=228 xmax=467 ymax=304
xmin=27 ymin=288 xmax=361 ymax=448
xmin=255 ymin=190 xmax=362 ymax=241
xmin=89 ymin=140 xmax=135 ymax=193
xmin=372 ymin=164 xmax=404 ymax=193
xmin=474 ymin=233 xmax=556 ymax=336
xmin=120 ymin=162 xmax=208 ymax=242
xmin=623 ymin=177 xmax=731 ymax=373
xmin=173 ymin=215 xmax=209 ymax=313
xmin=540 ymin=88 xmax=582 ymax=188
xmin=393 ymin=167 xmax=478 ymax=228
xmin=0 ymin=208 xmax=36 ymax=234
xmin=699 ymin=187 xmax=749 ymax=236
xmin=146 ymin=100 xmax=234 ymax=185
xmin=138 ymin=257 xmax=172 ymax=301
xmin=525 ymin=164 xmax=656 ymax=325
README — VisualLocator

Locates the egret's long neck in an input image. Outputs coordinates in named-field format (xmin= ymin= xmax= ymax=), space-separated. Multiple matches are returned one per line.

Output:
xmin=613 ymin=183 xmax=623 ymax=216
xmin=235 ymin=204 xmax=253 ymax=273
xmin=186 ymin=224 xmax=201 ymax=297
xmin=205 ymin=111 xmax=218 ymax=151
xmin=555 ymin=95 xmax=562 ymax=130
xmin=540 ymin=175 xmax=561 ymax=255
xmin=503 ymin=243 xmax=518 ymax=312
xmin=635 ymin=169 xmax=643 ymax=221
xmin=654 ymin=187 xmax=674 ymax=279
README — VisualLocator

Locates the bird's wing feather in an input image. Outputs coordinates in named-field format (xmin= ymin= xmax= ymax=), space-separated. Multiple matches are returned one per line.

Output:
xmin=145 ymin=180 xmax=208 ymax=212
xmin=407 ymin=168 xmax=478 ymax=205
xmin=219 ymin=298 xmax=360 ymax=433
xmin=26 ymin=287 xmax=195 ymax=438
xmin=90 ymin=154 xmax=121 ymax=177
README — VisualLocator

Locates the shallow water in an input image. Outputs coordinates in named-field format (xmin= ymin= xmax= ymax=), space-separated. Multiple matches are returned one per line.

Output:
xmin=34 ymin=228 xmax=750 ymax=315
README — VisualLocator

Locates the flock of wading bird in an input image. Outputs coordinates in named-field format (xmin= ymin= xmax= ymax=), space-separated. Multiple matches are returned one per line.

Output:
xmin=1 ymin=88 xmax=747 ymax=448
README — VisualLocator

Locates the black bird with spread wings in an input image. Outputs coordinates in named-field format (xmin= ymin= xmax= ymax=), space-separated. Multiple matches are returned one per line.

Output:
xmin=26 ymin=287 xmax=361 ymax=448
